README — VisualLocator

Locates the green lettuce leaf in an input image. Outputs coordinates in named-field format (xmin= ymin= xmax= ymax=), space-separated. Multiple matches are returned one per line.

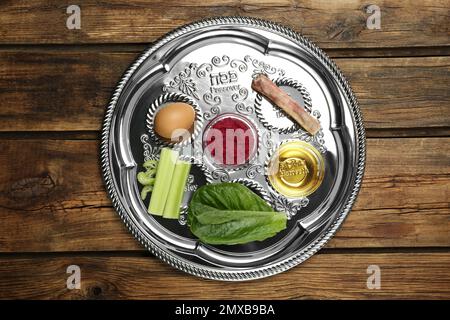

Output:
xmin=188 ymin=183 xmax=287 ymax=245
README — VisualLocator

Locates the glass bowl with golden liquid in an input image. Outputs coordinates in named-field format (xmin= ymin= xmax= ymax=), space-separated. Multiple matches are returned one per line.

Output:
xmin=267 ymin=140 xmax=325 ymax=198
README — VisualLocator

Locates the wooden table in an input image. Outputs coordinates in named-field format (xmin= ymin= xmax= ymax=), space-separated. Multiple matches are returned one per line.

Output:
xmin=0 ymin=1 xmax=449 ymax=300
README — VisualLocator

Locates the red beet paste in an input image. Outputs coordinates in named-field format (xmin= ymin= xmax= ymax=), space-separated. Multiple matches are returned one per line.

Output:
xmin=204 ymin=116 xmax=256 ymax=166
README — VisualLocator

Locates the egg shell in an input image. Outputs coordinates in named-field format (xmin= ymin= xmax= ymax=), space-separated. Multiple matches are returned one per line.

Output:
xmin=154 ymin=102 xmax=196 ymax=140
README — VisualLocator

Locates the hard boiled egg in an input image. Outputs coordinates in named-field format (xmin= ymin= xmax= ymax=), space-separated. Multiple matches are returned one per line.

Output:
xmin=154 ymin=102 xmax=196 ymax=141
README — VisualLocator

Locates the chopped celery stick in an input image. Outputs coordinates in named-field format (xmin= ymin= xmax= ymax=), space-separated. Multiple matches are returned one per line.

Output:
xmin=137 ymin=171 xmax=155 ymax=185
xmin=163 ymin=160 xmax=191 ymax=219
xmin=143 ymin=159 xmax=158 ymax=170
xmin=140 ymin=185 xmax=153 ymax=200
xmin=148 ymin=148 xmax=178 ymax=215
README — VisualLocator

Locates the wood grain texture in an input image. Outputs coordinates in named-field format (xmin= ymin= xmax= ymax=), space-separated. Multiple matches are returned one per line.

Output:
xmin=0 ymin=253 xmax=449 ymax=299
xmin=0 ymin=51 xmax=449 ymax=131
xmin=338 ymin=57 xmax=450 ymax=129
xmin=0 ymin=0 xmax=449 ymax=48
xmin=0 ymin=0 xmax=448 ymax=301
xmin=0 ymin=138 xmax=448 ymax=252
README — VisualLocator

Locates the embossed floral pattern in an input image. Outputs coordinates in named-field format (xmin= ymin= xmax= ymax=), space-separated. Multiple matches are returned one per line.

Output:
xmin=162 ymin=64 xmax=200 ymax=99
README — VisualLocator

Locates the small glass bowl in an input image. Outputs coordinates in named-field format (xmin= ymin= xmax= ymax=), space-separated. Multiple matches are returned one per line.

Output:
xmin=267 ymin=140 xmax=325 ymax=198
xmin=202 ymin=113 xmax=258 ymax=169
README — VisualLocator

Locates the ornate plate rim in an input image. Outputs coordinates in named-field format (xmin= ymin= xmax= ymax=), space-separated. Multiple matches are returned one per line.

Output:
xmin=100 ymin=16 xmax=366 ymax=281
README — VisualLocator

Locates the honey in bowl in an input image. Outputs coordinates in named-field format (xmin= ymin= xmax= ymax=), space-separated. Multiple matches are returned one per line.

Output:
xmin=268 ymin=140 xmax=324 ymax=198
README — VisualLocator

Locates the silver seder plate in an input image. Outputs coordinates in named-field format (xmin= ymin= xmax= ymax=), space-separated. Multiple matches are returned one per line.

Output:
xmin=101 ymin=17 xmax=366 ymax=281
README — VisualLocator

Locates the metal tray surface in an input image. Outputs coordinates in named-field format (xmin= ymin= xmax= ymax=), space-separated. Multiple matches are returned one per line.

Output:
xmin=100 ymin=16 xmax=366 ymax=281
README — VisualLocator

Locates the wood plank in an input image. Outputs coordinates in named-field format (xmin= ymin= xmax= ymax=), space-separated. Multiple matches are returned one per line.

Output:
xmin=0 ymin=138 xmax=448 ymax=252
xmin=0 ymin=1 xmax=449 ymax=48
xmin=1 ymin=51 xmax=449 ymax=131
xmin=338 ymin=57 xmax=450 ymax=129
xmin=0 ymin=139 xmax=136 ymax=252
xmin=0 ymin=51 xmax=129 ymax=132
xmin=2 ymin=44 xmax=450 ymax=58
xmin=0 ymin=253 xmax=449 ymax=299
